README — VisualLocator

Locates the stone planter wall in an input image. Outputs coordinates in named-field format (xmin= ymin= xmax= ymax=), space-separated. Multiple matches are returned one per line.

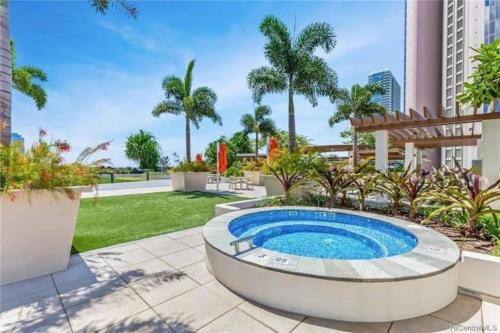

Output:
xmin=243 ymin=171 xmax=264 ymax=186
xmin=0 ymin=190 xmax=81 ymax=284
xmin=171 ymin=172 xmax=209 ymax=192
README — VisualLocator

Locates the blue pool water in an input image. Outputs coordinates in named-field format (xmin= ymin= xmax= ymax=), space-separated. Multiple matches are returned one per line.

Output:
xmin=229 ymin=210 xmax=417 ymax=259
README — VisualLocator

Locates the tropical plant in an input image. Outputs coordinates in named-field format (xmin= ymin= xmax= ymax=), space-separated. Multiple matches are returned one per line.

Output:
xmin=89 ymin=0 xmax=139 ymax=18
xmin=241 ymin=104 xmax=277 ymax=161
xmin=328 ymin=83 xmax=385 ymax=165
xmin=158 ymin=155 xmax=170 ymax=171
xmin=376 ymin=172 xmax=405 ymax=215
xmin=225 ymin=164 xmax=243 ymax=177
xmin=339 ymin=127 xmax=375 ymax=149
xmin=248 ymin=15 xmax=338 ymax=152
xmin=0 ymin=129 xmax=110 ymax=198
xmin=265 ymin=148 xmax=315 ymax=205
xmin=419 ymin=161 xmax=500 ymax=236
xmin=458 ymin=39 xmax=500 ymax=111
xmin=274 ymin=129 xmax=312 ymax=149
xmin=152 ymin=60 xmax=221 ymax=162
xmin=11 ymin=41 xmax=48 ymax=111
xmin=171 ymin=160 xmax=209 ymax=172
xmin=348 ymin=160 xmax=378 ymax=211
xmin=309 ymin=159 xmax=352 ymax=208
xmin=241 ymin=158 xmax=266 ymax=171
xmin=125 ymin=130 xmax=161 ymax=169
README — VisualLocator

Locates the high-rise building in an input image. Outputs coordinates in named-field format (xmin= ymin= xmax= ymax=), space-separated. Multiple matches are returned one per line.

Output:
xmin=404 ymin=0 xmax=443 ymax=168
xmin=368 ymin=69 xmax=401 ymax=113
xmin=441 ymin=0 xmax=484 ymax=168
xmin=485 ymin=0 xmax=499 ymax=44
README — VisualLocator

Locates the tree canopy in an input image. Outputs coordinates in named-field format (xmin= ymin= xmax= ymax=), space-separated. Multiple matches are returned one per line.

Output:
xmin=204 ymin=131 xmax=252 ymax=167
xmin=248 ymin=15 xmax=338 ymax=151
xmin=241 ymin=104 xmax=277 ymax=160
xmin=125 ymin=130 xmax=161 ymax=169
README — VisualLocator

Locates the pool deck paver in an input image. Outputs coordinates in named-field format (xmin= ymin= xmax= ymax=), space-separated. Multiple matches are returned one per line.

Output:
xmin=1 ymin=226 xmax=499 ymax=333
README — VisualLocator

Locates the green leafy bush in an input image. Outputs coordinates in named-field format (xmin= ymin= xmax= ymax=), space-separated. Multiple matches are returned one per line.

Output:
xmin=225 ymin=165 xmax=243 ymax=177
xmin=171 ymin=160 xmax=209 ymax=172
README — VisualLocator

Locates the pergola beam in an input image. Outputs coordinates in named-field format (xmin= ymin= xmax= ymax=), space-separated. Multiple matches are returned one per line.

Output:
xmin=391 ymin=135 xmax=481 ymax=148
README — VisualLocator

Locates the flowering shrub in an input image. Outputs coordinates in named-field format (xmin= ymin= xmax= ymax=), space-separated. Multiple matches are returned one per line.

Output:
xmin=0 ymin=129 xmax=110 ymax=199
xmin=171 ymin=160 xmax=209 ymax=172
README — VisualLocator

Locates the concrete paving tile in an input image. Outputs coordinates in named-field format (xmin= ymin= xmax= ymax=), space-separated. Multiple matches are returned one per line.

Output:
xmin=180 ymin=262 xmax=214 ymax=285
xmin=177 ymin=233 xmax=205 ymax=247
xmin=431 ymin=295 xmax=482 ymax=327
xmin=193 ymin=244 xmax=206 ymax=254
xmin=0 ymin=296 xmax=63 ymax=333
xmin=203 ymin=280 xmax=244 ymax=306
xmin=11 ymin=309 xmax=71 ymax=333
xmin=99 ymin=247 xmax=155 ymax=269
xmin=481 ymin=301 xmax=500 ymax=333
xmin=59 ymin=275 xmax=127 ymax=310
xmin=139 ymin=239 xmax=189 ymax=257
xmin=65 ymin=287 xmax=149 ymax=332
xmin=167 ymin=229 xmax=202 ymax=240
xmin=131 ymin=272 xmax=198 ymax=307
xmin=101 ymin=309 xmax=174 ymax=333
xmin=0 ymin=275 xmax=58 ymax=311
xmin=239 ymin=300 xmax=305 ymax=333
xmin=153 ymin=286 xmax=237 ymax=333
xmin=292 ymin=317 xmax=390 ymax=333
xmin=160 ymin=249 xmax=204 ymax=269
xmin=52 ymin=257 xmax=114 ymax=292
xmin=115 ymin=258 xmax=177 ymax=284
xmin=390 ymin=315 xmax=453 ymax=333
xmin=198 ymin=308 xmax=273 ymax=333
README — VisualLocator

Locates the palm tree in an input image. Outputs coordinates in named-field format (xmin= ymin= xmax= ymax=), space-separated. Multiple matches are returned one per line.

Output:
xmin=0 ymin=0 xmax=139 ymax=146
xmin=328 ymin=83 xmax=385 ymax=166
xmin=248 ymin=15 xmax=338 ymax=152
xmin=240 ymin=104 xmax=277 ymax=161
xmin=11 ymin=41 xmax=48 ymax=110
xmin=152 ymin=60 xmax=221 ymax=162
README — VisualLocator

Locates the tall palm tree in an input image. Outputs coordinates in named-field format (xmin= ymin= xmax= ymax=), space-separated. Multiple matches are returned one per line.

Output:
xmin=152 ymin=60 xmax=221 ymax=162
xmin=328 ymin=83 xmax=385 ymax=166
xmin=0 ymin=0 xmax=139 ymax=146
xmin=248 ymin=15 xmax=338 ymax=152
xmin=0 ymin=0 xmax=12 ymax=146
xmin=240 ymin=104 xmax=277 ymax=161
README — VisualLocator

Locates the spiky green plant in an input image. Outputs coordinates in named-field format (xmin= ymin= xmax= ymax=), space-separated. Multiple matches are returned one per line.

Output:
xmin=348 ymin=160 xmax=378 ymax=211
xmin=419 ymin=161 xmax=500 ymax=236
xmin=309 ymin=159 xmax=352 ymax=208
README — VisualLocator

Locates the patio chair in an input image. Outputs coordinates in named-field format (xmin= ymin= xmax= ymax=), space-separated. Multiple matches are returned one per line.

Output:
xmin=229 ymin=176 xmax=238 ymax=189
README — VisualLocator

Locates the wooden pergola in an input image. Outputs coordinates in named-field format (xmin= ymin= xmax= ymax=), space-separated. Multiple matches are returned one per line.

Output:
xmin=309 ymin=145 xmax=404 ymax=160
xmin=348 ymin=103 xmax=500 ymax=181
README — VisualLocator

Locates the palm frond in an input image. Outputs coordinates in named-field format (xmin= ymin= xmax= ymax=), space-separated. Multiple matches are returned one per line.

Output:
xmin=184 ymin=59 xmax=195 ymax=96
xmin=162 ymin=76 xmax=185 ymax=101
xmin=294 ymin=22 xmax=336 ymax=55
xmin=151 ymin=100 xmax=184 ymax=117
xmin=247 ymin=66 xmax=287 ymax=103
xmin=89 ymin=0 xmax=139 ymax=18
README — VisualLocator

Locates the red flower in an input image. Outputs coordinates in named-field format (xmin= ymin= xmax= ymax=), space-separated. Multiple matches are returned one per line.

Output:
xmin=55 ymin=140 xmax=71 ymax=152
xmin=195 ymin=153 xmax=203 ymax=162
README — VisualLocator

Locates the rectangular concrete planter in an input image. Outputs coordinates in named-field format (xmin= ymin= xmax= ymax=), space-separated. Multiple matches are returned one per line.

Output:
xmin=243 ymin=171 xmax=264 ymax=186
xmin=459 ymin=251 xmax=500 ymax=299
xmin=263 ymin=175 xmax=285 ymax=197
xmin=171 ymin=172 xmax=209 ymax=192
xmin=0 ymin=190 xmax=81 ymax=285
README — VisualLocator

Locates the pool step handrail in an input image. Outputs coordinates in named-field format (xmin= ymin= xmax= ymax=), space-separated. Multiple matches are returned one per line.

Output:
xmin=230 ymin=235 xmax=255 ymax=254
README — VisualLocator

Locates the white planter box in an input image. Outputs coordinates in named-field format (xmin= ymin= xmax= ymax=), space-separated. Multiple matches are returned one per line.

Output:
xmin=243 ymin=171 xmax=264 ymax=186
xmin=171 ymin=172 xmax=209 ymax=192
xmin=0 ymin=190 xmax=81 ymax=285
xmin=459 ymin=251 xmax=500 ymax=298
xmin=263 ymin=175 xmax=284 ymax=196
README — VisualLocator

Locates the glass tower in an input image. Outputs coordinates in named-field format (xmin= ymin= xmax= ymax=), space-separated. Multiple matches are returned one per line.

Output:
xmin=368 ymin=69 xmax=401 ymax=113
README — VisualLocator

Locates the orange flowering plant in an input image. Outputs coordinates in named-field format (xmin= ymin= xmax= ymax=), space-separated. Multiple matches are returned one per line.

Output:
xmin=0 ymin=129 xmax=110 ymax=199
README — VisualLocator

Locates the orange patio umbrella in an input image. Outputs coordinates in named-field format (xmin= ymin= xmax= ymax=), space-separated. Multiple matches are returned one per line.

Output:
xmin=268 ymin=137 xmax=279 ymax=159
xmin=218 ymin=143 xmax=228 ymax=173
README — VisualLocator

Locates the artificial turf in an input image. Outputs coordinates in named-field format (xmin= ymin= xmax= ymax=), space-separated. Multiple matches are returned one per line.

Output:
xmin=72 ymin=191 xmax=242 ymax=253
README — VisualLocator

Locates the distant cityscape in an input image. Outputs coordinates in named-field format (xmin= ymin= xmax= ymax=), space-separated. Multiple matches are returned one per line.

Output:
xmin=368 ymin=69 xmax=401 ymax=113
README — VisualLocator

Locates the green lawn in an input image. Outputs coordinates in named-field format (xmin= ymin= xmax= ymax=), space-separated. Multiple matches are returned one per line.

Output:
xmin=72 ymin=191 xmax=242 ymax=253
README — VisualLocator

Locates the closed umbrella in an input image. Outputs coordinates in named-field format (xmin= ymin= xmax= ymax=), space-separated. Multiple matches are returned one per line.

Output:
xmin=216 ymin=143 xmax=228 ymax=190
xmin=268 ymin=137 xmax=279 ymax=160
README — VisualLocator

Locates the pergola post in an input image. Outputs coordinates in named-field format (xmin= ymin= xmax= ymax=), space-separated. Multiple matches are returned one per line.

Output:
xmin=352 ymin=128 xmax=358 ymax=168
xmin=404 ymin=142 xmax=416 ymax=171
xmin=375 ymin=130 xmax=389 ymax=171
xmin=481 ymin=119 xmax=500 ymax=185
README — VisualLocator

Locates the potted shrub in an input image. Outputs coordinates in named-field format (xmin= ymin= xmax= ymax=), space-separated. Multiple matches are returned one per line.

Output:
xmin=170 ymin=160 xmax=209 ymax=192
xmin=242 ymin=159 xmax=265 ymax=186
xmin=0 ymin=130 xmax=109 ymax=284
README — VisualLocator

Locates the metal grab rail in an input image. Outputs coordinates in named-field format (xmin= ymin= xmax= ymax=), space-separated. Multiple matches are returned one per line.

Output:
xmin=229 ymin=235 xmax=255 ymax=254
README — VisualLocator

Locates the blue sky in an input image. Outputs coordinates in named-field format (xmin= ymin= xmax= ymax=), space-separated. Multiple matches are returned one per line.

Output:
xmin=11 ymin=0 xmax=405 ymax=166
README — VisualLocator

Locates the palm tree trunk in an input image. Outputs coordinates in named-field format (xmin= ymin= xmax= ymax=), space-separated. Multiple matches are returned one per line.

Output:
xmin=185 ymin=115 xmax=191 ymax=162
xmin=255 ymin=131 xmax=259 ymax=161
xmin=288 ymin=86 xmax=296 ymax=152
xmin=0 ymin=0 xmax=11 ymax=146
xmin=352 ymin=128 xmax=358 ymax=168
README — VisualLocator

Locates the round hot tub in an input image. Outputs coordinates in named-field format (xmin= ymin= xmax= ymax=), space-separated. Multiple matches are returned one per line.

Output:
xmin=203 ymin=207 xmax=460 ymax=322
